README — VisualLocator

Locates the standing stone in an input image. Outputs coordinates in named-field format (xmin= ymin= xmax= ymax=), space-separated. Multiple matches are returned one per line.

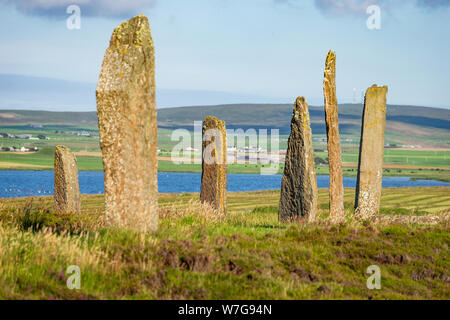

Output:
xmin=279 ymin=97 xmax=318 ymax=223
xmin=355 ymin=85 xmax=388 ymax=220
xmin=96 ymin=14 xmax=158 ymax=232
xmin=54 ymin=146 xmax=81 ymax=214
xmin=323 ymin=50 xmax=345 ymax=221
xmin=200 ymin=116 xmax=227 ymax=215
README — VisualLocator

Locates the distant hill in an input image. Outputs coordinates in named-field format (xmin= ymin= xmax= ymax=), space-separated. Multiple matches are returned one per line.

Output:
xmin=157 ymin=104 xmax=450 ymax=147
xmin=0 ymin=110 xmax=98 ymax=127
xmin=1 ymin=103 xmax=449 ymax=147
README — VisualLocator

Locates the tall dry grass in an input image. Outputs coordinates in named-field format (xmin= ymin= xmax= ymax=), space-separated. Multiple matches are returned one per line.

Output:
xmin=159 ymin=199 xmax=224 ymax=224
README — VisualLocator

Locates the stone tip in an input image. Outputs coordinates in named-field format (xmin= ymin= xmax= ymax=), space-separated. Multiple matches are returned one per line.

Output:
xmin=366 ymin=84 xmax=388 ymax=94
xmin=205 ymin=116 xmax=219 ymax=122
xmin=324 ymin=51 xmax=336 ymax=77
xmin=204 ymin=116 xmax=226 ymax=130
xmin=326 ymin=50 xmax=336 ymax=61
xmin=109 ymin=14 xmax=152 ymax=47
xmin=204 ymin=116 xmax=224 ymax=124
xmin=296 ymin=96 xmax=307 ymax=106
xmin=55 ymin=145 xmax=70 ymax=152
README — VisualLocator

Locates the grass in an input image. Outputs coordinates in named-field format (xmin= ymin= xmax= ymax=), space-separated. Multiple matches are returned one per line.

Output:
xmin=1 ymin=153 xmax=450 ymax=182
xmin=315 ymin=149 xmax=450 ymax=168
xmin=2 ymin=129 xmax=450 ymax=182
xmin=0 ymin=187 xmax=448 ymax=299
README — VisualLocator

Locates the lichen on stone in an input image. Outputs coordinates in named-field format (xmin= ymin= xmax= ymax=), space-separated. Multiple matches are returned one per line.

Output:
xmin=54 ymin=145 xmax=81 ymax=214
xmin=96 ymin=14 xmax=158 ymax=232
xmin=355 ymin=85 xmax=388 ymax=221
xmin=279 ymin=96 xmax=318 ymax=223
xmin=110 ymin=14 xmax=153 ymax=48
xmin=201 ymin=116 xmax=227 ymax=216
xmin=323 ymin=50 xmax=345 ymax=221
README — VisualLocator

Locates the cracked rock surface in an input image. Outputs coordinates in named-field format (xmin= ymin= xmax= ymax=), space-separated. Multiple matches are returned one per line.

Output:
xmin=54 ymin=145 xmax=81 ymax=214
xmin=279 ymin=97 xmax=318 ymax=223
xmin=200 ymin=116 xmax=227 ymax=216
xmin=355 ymin=84 xmax=388 ymax=220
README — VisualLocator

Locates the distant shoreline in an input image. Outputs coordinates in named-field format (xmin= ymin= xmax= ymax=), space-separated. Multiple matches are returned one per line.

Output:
xmin=0 ymin=167 xmax=449 ymax=183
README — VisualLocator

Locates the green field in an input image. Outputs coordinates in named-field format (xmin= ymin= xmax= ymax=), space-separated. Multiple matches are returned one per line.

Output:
xmin=2 ymin=104 xmax=450 ymax=151
xmin=0 ymin=187 xmax=448 ymax=299
xmin=0 ymin=148 xmax=102 ymax=170
xmin=3 ymin=149 xmax=448 ymax=182
xmin=1 ymin=124 xmax=449 ymax=181
xmin=2 ymin=149 xmax=449 ymax=182
xmin=314 ymin=149 xmax=450 ymax=168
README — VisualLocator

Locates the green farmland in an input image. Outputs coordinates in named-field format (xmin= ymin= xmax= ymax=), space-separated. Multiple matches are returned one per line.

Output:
xmin=315 ymin=149 xmax=450 ymax=169
xmin=1 ymin=124 xmax=449 ymax=181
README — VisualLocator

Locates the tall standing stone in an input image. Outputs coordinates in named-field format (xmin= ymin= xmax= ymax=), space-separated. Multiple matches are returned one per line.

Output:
xmin=200 ymin=116 xmax=227 ymax=215
xmin=54 ymin=146 xmax=81 ymax=214
xmin=355 ymin=85 xmax=388 ymax=220
xmin=279 ymin=97 xmax=318 ymax=223
xmin=323 ymin=50 xmax=345 ymax=221
xmin=96 ymin=14 xmax=158 ymax=232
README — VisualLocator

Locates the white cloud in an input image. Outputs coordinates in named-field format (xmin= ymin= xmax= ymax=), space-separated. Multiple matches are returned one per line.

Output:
xmin=313 ymin=0 xmax=385 ymax=16
xmin=0 ymin=0 xmax=157 ymax=18
xmin=309 ymin=0 xmax=448 ymax=16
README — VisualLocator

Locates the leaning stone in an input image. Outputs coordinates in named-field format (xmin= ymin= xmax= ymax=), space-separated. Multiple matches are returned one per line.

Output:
xmin=323 ymin=50 xmax=345 ymax=221
xmin=96 ymin=14 xmax=158 ymax=232
xmin=355 ymin=84 xmax=388 ymax=220
xmin=54 ymin=145 xmax=81 ymax=214
xmin=200 ymin=116 xmax=227 ymax=216
xmin=279 ymin=97 xmax=318 ymax=223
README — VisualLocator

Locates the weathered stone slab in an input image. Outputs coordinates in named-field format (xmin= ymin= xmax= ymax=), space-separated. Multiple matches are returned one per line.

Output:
xmin=54 ymin=145 xmax=80 ymax=214
xmin=323 ymin=50 xmax=345 ymax=221
xmin=355 ymin=84 xmax=388 ymax=220
xmin=279 ymin=97 xmax=318 ymax=223
xmin=200 ymin=116 xmax=227 ymax=215
xmin=96 ymin=14 xmax=158 ymax=232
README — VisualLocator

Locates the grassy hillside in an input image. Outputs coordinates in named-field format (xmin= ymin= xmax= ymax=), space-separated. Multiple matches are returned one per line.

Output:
xmin=0 ymin=110 xmax=98 ymax=128
xmin=1 ymin=103 xmax=450 ymax=147
xmin=157 ymin=103 xmax=450 ymax=147
xmin=0 ymin=187 xmax=448 ymax=299
xmin=157 ymin=103 xmax=450 ymax=131
xmin=1 ymin=105 xmax=449 ymax=176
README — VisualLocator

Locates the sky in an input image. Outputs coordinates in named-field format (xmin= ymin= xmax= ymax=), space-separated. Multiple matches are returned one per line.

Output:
xmin=0 ymin=0 xmax=449 ymax=110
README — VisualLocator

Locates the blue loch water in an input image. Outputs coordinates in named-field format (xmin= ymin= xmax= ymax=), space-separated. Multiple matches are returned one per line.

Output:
xmin=0 ymin=170 xmax=449 ymax=198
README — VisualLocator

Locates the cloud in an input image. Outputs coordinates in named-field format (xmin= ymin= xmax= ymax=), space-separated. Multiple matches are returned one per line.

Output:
xmin=313 ymin=0 xmax=383 ymax=16
xmin=311 ymin=0 xmax=450 ymax=16
xmin=3 ymin=0 xmax=448 ymax=19
xmin=0 ymin=0 xmax=157 ymax=18
xmin=416 ymin=0 xmax=450 ymax=8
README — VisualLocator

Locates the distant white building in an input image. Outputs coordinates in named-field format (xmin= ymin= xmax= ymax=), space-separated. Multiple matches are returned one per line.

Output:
xmin=16 ymin=134 xmax=32 ymax=139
